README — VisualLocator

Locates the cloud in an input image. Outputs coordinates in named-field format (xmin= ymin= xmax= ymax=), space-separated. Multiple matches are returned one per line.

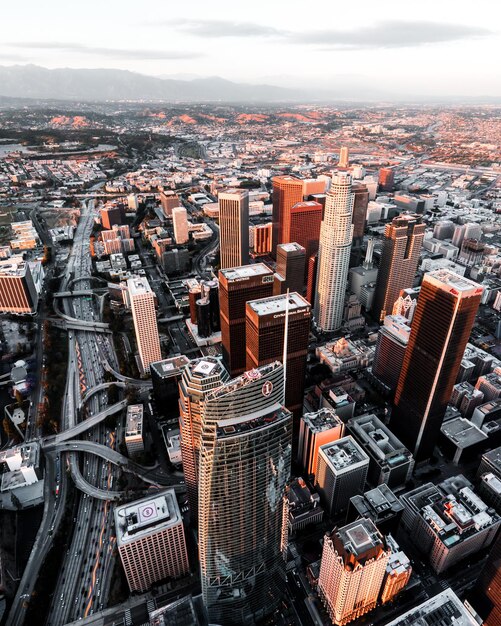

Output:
xmin=294 ymin=20 xmax=492 ymax=49
xmin=7 ymin=42 xmax=202 ymax=60
xmin=168 ymin=18 xmax=284 ymax=38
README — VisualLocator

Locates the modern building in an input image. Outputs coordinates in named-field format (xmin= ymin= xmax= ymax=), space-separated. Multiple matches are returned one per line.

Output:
xmin=289 ymin=201 xmax=323 ymax=268
xmin=346 ymin=484 xmax=404 ymax=536
xmin=391 ymin=270 xmax=483 ymax=461
xmin=150 ymin=355 xmax=190 ymax=417
xmin=219 ymin=263 xmax=274 ymax=376
xmin=306 ymin=253 xmax=318 ymax=307
xmin=252 ymin=222 xmax=272 ymax=255
xmin=115 ymin=490 xmax=189 ymax=592
xmin=285 ymin=477 xmax=324 ymax=533
xmin=297 ymin=408 xmax=345 ymax=479
xmin=392 ymin=286 xmax=420 ymax=322
xmin=178 ymin=356 xmax=229 ymax=517
xmin=100 ymin=205 xmax=122 ymax=229
xmin=159 ymin=190 xmax=180 ymax=217
xmin=318 ymin=519 xmax=390 ymax=626
xmin=372 ymin=214 xmax=425 ymax=321
xmin=218 ymin=189 xmax=249 ymax=269
xmin=125 ymin=404 xmax=144 ymax=457
xmin=378 ymin=168 xmax=395 ymax=192
xmin=477 ymin=445 xmax=501 ymax=479
xmin=385 ymin=589 xmax=477 ymax=626
xmin=478 ymin=472 xmax=501 ymax=512
xmin=198 ymin=362 xmax=292 ymax=625
xmin=371 ymin=315 xmax=410 ymax=394
xmin=127 ymin=277 xmax=161 ymax=374
xmin=470 ymin=531 xmax=501 ymax=626
xmin=347 ymin=414 xmax=414 ymax=489
xmin=380 ymin=535 xmax=412 ymax=605
xmin=275 ymin=243 xmax=306 ymax=294
xmin=338 ymin=146 xmax=349 ymax=168
xmin=314 ymin=172 xmax=354 ymax=332
xmin=272 ymin=175 xmax=304 ymax=256
xmin=440 ymin=417 xmax=488 ymax=465
xmin=0 ymin=256 xmax=41 ymax=314
xmin=172 ymin=206 xmax=189 ymax=244
xmin=245 ymin=292 xmax=310 ymax=422
xmin=476 ymin=372 xmax=501 ymax=401
xmin=315 ymin=436 xmax=369 ymax=516
xmin=351 ymin=183 xmax=369 ymax=245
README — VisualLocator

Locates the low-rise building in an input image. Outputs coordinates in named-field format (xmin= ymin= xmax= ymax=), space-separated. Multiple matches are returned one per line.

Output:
xmin=285 ymin=477 xmax=323 ymax=533
xmin=346 ymin=484 xmax=404 ymax=536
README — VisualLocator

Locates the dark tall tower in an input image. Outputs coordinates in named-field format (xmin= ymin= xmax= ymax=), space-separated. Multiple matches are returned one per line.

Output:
xmin=306 ymin=253 xmax=318 ymax=307
xmin=246 ymin=292 xmax=311 ymax=425
xmin=272 ymin=175 xmax=304 ymax=256
xmin=390 ymin=270 xmax=483 ymax=461
xmin=219 ymin=264 xmax=274 ymax=376
xmin=289 ymin=200 xmax=323 ymax=267
xmin=351 ymin=183 xmax=369 ymax=246
xmin=275 ymin=243 xmax=306 ymax=294
xmin=469 ymin=532 xmax=501 ymax=626
xmin=373 ymin=214 xmax=425 ymax=322
xmin=378 ymin=168 xmax=395 ymax=192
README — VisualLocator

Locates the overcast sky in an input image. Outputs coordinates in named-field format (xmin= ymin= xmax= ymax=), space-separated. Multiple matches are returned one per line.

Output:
xmin=1 ymin=0 xmax=500 ymax=96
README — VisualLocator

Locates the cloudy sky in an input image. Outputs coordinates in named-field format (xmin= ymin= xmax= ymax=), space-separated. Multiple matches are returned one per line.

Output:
xmin=1 ymin=0 xmax=500 ymax=97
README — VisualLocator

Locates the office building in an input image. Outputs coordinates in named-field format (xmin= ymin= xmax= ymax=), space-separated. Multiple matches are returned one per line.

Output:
xmin=100 ymin=205 xmax=122 ymax=229
xmin=199 ymin=362 xmax=292 ymax=625
xmin=125 ymin=404 xmax=144 ymax=457
xmin=378 ymin=168 xmax=395 ymax=192
xmin=477 ymin=445 xmax=501 ymax=479
xmin=285 ymin=477 xmax=324 ymax=533
xmin=150 ymin=356 xmax=189 ymax=416
xmin=315 ymin=436 xmax=369 ymax=515
xmin=338 ymin=146 xmax=349 ymax=168
xmin=433 ymin=219 xmax=455 ymax=240
xmin=372 ymin=214 xmax=425 ymax=321
xmin=476 ymin=372 xmax=501 ymax=401
xmin=371 ymin=315 xmax=410 ymax=394
xmin=391 ymin=270 xmax=483 ymax=461
xmin=315 ymin=172 xmax=354 ymax=332
xmin=115 ymin=491 xmax=188 ymax=593
xmin=297 ymin=408 xmax=345 ymax=479
xmin=386 ymin=589 xmax=477 ymax=626
xmin=159 ymin=190 xmax=180 ymax=217
xmin=346 ymin=484 xmax=404 ymax=536
xmin=127 ymin=277 xmax=161 ymax=374
xmin=252 ymin=222 xmax=272 ymax=255
xmin=0 ymin=257 xmax=40 ymax=314
xmin=246 ymin=292 xmax=310 ymax=422
xmin=272 ymin=175 xmax=304 ymax=255
xmin=275 ymin=243 xmax=306 ymax=294
xmin=178 ymin=356 xmax=229 ymax=517
xmin=380 ymin=537 xmax=412 ymax=605
xmin=451 ymin=382 xmax=485 ymax=418
xmin=392 ymin=286 xmax=420 ymax=322
xmin=316 ymin=337 xmax=375 ymax=376
xmin=306 ymin=253 xmax=318 ymax=307
xmin=219 ymin=263 xmax=274 ymax=376
xmin=172 ymin=206 xmax=189 ymax=244
xmin=478 ymin=472 xmax=501 ymax=512
xmin=452 ymin=222 xmax=482 ymax=249
xmin=399 ymin=475 xmax=500 ymax=574
xmin=351 ymin=183 xmax=369 ymax=245
xmin=318 ymin=519 xmax=390 ymax=626
xmin=347 ymin=414 xmax=414 ymax=489
xmin=218 ymin=189 xmax=249 ymax=269
xmin=440 ymin=417 xmax=488 ymax=465
xmin=289 ymin=201 xmax=323 ymax=266
xmin=470 ymin=530 xmax=501 ymax=626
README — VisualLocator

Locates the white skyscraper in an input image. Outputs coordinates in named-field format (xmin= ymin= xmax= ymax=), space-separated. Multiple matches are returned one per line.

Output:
xmin=314 ymin=172 xmax=354 ymax=332
xmin=127 ymin=277 xmax=161 ymax=373
xmin=218 ymin=189 xmax=249 ymax=269
xmin=172 ymin=206 xmax=189 ymax=244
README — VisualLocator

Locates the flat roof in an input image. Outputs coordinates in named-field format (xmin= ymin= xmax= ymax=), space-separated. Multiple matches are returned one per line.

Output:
xmin=150 ymin=355 xmax=190 ymax=377
xmin=218 ymin=189 xmax=248 ymax=198
xmin=127 ymin=276 xmax=152 ymax=296
xmin=337 ymin=518 xmax=383 ymax=555
xmin=384 ymin=588 xmax=477 ymax=625
xmin=302 ymin=408 xmax=343 ymax=432
xmin=277 ymin=242 xmax=305 ymax=253
xmin=219 ymin=263 xmax=272 ymax=281
xmin=425 ymin=269 xmax=483 ymax=296
xmin=115 ymin=489 xmax=181 ymax=546
xmin=247 ymin=292 xmax=310 ymax=316
xmin=319 ymin=436 xmax=368 ymax=472
xmin=441 ymin=417 xmax=488 ymax=448
xmin=126 ymin=405 xmax=143 ymax=436
xmin=0 ymin=256 xmax=28 ymax=277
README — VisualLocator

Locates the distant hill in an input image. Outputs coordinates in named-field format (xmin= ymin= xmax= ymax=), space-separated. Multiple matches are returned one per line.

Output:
xmin=0 ymin=65 xmax=305 ymax=102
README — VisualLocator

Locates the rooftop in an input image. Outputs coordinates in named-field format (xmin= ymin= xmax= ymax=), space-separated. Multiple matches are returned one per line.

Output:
xmin=277 ymin=242 xmax=306 ymax=253
xmin=302 ymin=408 xmax=343 ymax=433
xmin=216 ymin=405 xmax=290 ymax=439
xmin=125 ymin=404 xmax=143 ymax=437
xmin=384 ymin=588 xmax=477 ymax=626
xmin=114 ymin=489 xmax=181 ymax=546
xmin=319 ymin=436 xmax=368 ymax=472
xmin=150 ymin=355 xmax=190 ymax=378
xmin=218 ymin=188 xmax=248 ymax=198
xmin=441 ymin=417 xmax=488 ymax=449
xmin=0 ymin=256 xmax=28 ymax=277
xmin=127 ymin=276 xmax=153 ymax=296
xmin=247 ymin=292 xmax=310 ymax=316
xmin=425 ymin=269 xmax=483 ymax=297
xmin=351 ymin=484 xmax=404 ymax=519
xmin=219 ymin=262 xmax=273 ymax=281
xmin=333 ymin=518 xmax=385 ymax=562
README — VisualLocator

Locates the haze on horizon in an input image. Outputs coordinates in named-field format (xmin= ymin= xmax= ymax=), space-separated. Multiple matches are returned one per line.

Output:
xmin=0 ymin=0 xmax=500 ymax=98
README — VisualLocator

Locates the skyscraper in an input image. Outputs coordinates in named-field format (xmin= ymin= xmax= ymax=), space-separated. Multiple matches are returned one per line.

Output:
xmin=470 ymin=531 xmax=501 ymax=626
xmin=219 ymin=264 xmax=274 ymax=376
xmin=338 ymin=146 xmax=349 ymax=168
xmin=318 ymin=519 xmax=390 ymax=626
xmin=0 ymin=256 xmax=40 ymax=314
xmin=351 ymin=183 xmax=369 ymax=245
xmin=198 ymin=362 xmax=292 ymax=625
xmin=178 ymin=357 xmax=229 ymax=517
xmin=297 ymin=408 xmax=344 ymax=479
xmin=127 ymin=277 xmax=161 ymax=373
xmin=372 ymin=214 xmax=425 ymax=322
xmin=275 ymin=243 xmax=306 ymax=294
xmin=289 ymin=200 xmax=323 ymax=264
xmin=172 ymin=206 xmax=189 ymax=244
xmin=371 ymin=315 xmax=411 ymax=394
xmin=245 ymin=292 xmax=311 ymax=422
xmin=378 ymin=168 xmax=395 ymax=192
xmin=218 ymin=189 xmax=249 ymax=269
xmin=314 ymin=172 xmax=354 ymax=332
xmin=391 ymin=270 xmax=483 ymax=460
xmin=272 ymin=175 xmax=304 ymax=256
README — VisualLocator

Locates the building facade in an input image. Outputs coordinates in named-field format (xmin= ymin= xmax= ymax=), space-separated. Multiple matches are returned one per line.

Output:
xmin=218 ymin=189 xmax=249 ymax=269
xmin=127 ymin=277 xmax=161 ymax=373
xmin=272 ymin=175 xmax=304 ymax=256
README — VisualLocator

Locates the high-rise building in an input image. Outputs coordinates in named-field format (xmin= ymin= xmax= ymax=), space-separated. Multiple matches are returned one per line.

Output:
xmin=386 ymin=589 xmax=477 ymax=626
xmin=392 ymin=286 xmax=420 ymax=322
xmin=150 ymin=355 xmax=190 ymax=418
xmin=272 ymin=175 xmax=304 ymax=256
xmin=372 ymin=214 xmax=425 ymax=322
xmin=289 ymin=201 xmax=323 ymax=265
xmin=314 ymin=172 xmax=354 ymax=332
xmin=172 ymin=206 xmax=189 ymax=244
xmin=0 ymin=257 xmax=40 ymax=314
xmin=380 ymin=536 xmax=412 ymax=605
xmin=100 ymin=205 xmax=122 ymax=229
xmin=470 ymin=531 xmax=501 ymax=626
xmin=371 ymin=315 xmax=411 ymax=394
xmin=252 ymin=222 xmax=272 ymax=255
xmin=159 ymin=190 xmax=180 ymax=217
xmin=315 ymin=436 xmax=369 ymax=515
xmin=178 ymin=356 xmax=229 ymax=517
xmin=219 ymin=263 xmax=274 ymax=376
xmin=127 ymin=277 xmax=161 ymax=374
xmin=433 ymin=219 xmax=455 ymax=240
xmin=378 ymin=168 xmax=395 ymax=192
xmin=275 ymin=243 xmax=306 ymax=294
xmin=245 ymin=292 xmax=310 ymax=422
xmin=115 ymin=489 xmax=189 ymax=592
xmin=338 ymin=146 xmax=349 ymax=168
xmin=199 ymin=362 xmax=292 ymax=625
xmin=306 ymin=253 xmax=318 ymax=307
xmin=297 ymin=408 xmax=344 ymax=478
xmin=391 ymin=270 xmax=483 ymax=460
xmin=125 ymin=404 xmax=144 ymax=457
xmin=351 ymin=183 xmax=369 ymax=245
xmin=318 ymin=519 xmax=390 ymax=626
xmin=218 ymin=189 xmax=249 ymax=269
